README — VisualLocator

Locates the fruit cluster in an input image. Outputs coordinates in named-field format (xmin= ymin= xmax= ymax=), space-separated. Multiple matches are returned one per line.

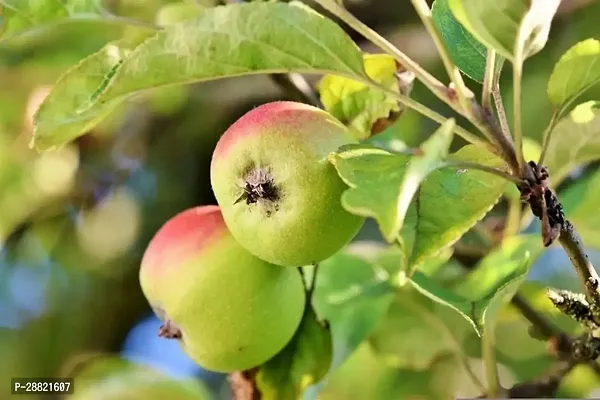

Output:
xmin=139 ymin=101 xmax=364 ymax=372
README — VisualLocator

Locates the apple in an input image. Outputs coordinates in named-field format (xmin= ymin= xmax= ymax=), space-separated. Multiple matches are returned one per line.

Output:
xmin=139 ymin=205 xmax=305 ymax=372
xmin=210 ymin=101 xmax=364 ymax=267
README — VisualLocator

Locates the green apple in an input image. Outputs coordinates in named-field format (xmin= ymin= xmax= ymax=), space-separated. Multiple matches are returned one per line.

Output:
xmin=210 ymin=101 xmax=364 ymax=267
xmin=139 ymin=205 xmax=305 ymax=372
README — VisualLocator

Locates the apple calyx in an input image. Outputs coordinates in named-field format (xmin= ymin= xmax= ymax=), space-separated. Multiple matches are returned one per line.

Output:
xmin=153 ymin=305 xmax=182 ymax=339
xmin=235 ymin=167 xmax=279 ymax=209
xmin=158 ymin=319 xmax=182 ymax=339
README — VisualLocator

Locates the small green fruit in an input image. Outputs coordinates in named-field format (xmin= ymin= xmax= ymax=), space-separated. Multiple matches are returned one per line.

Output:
xmin=210 ymin=101 xmax=364 ymax=267
xmin=139 ymin=205 xmax=305 ymax=373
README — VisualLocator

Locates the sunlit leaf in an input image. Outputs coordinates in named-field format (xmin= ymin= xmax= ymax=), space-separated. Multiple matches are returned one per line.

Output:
xmin=448 ymin=0 xmax=559 ymax=63
xmin=398 ymin=119 xmax=455 ymax=237
xmin=32 ymin=33 xmax=153 ymax=151
xmin=318 ymin=53 xmax=414 ymax=139
xmin=402 ymin=145 xmax=510 ymax=267
xmin=155 ymin=2 xmax=204 ymax=27
xmin=409 ymin=235 xmax=538 ymax=336
xmin=543 ymin=101 xmax=600 ymax=186
xmin=257 ymin=307 xmax=332 ymax=400
xmin=452 ymin=235 xmax=544 ymax=300
xmin=96 ymin=2 xmax=365 ymax=101
xmin=31 ymin=2 xmax=367 ymax=150
xmin=331 ymin=143 xmax=509 ymax=269
xmin=457 ymin=235 xmax=539 ymax=333
xmin=409 ymin=271 xmax=477 ymax=332
xmin=330 ymin=119 xmax=455 ymax=242
xmin=330 ymin=144 xmax=410 ymax=241
xmin=547 ymin=39 xmax=600 ymax=114
xmin=306 ymin=252 xmax=395 ymax=398
xmin=0 ymin=0 xmax=105 ymax=42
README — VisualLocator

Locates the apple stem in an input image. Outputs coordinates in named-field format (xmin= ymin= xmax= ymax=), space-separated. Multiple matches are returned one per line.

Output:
xmin=308 ymin=263 xmax=319 ymax=295
xmin=229 ymin=368 xmax=261 ymax=400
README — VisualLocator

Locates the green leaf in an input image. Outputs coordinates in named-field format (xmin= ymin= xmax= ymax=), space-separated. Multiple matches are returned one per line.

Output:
xmin=31 ymin=2 xmax=367 ymax=151
xmin=547 ymin=39 xmax=600 ymax=113
xmin=560 ymin=168 xmax=600 ymax=250
xmin=402 ymin=145 xmax=510 ymax=267
xmin=376 ymin=243 xmax=453 ymax=277
xmin=155 ymin=2 xmax=204 ymax=27
xmin=73 ymin=355 xmax=212 ymax=399
xmin=432 ymin=0 xmax=488 ymax=82
xmin=409 ymin=271 xmax=477 ymax=333
xmin=448 ymin=0 xmax=560 ymax=64
xmin=330 ymin=144 xmax=410 ymax=241
xmin=307 ymin=252 xmax=395 ymax=397
xmin=371 ymin=355 xmax=464 ymax=400
xmin=319 ymin=346 xmax=463 ymax=400
xmin=458 ymin=235 xmax=540 ymax=332
xmin=330 ymin=119 xmax=455 ymax=242
xmin=369 ymin=285 xmax=471 ymax=369
xmin=32 ymin=32 xmax=153 ymax=151
xmin=0 ymin=0 xmax=104 ymax=42
xmin=97 ymin=1 xmax=365 ymax=100
xmin=409 ymin=235 xmax=537 ymax=336
xmin=257 ymin=307 xmax=332 ymax=400
xmin=397 ymin=119 xmax=455 ymax=241
xmin=452 ymin=235 xmax=544 ymax=300
xmin=543 ymin=101 xmax=600 ymax=186
xmin=318 ymin=53 xmax=413 ymax=139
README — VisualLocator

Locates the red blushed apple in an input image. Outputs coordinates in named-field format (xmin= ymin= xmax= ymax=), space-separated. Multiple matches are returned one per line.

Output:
xmin=210 ymin=101 xmax=364 ymax=267
xmin=139 ymin=205 xmax=305 ymax=373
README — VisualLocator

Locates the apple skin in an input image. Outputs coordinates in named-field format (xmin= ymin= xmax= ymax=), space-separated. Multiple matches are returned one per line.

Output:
xmin=210 ymin=101 xmax=364 ymax=267
xmin=139 ymin=205 xmax=306 ymax=373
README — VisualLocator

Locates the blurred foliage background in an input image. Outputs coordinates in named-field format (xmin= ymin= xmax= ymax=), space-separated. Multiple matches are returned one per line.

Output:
xmin=1 ymin=0 xmax=600 ymax=399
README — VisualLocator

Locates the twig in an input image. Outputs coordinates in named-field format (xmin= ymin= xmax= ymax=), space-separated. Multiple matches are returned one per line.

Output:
xmin=408 ymin=0 xmax=520 ymax=171
xmin=506 ymin=361 xmax=576 ymax=398
xmin=410 ymin=0 xmax=473 ymax=119
xmin=557 ymin=222 xmax=600 ymax=322
xmin=370 ymin=83 xmax=491 ymax=149
xmin=309 ymin=263 xmax=320 ymax=294
xmin=511 ymin=294 xmax=562 ymax=339
xmin=269 ymin=73 xmax=322 ymax=107
xmin=482 ymin=50 xmax=496 ymax=110
xmin=538 ymin=110 xmax=561 ymax=170
xmin=512 ymin=62 xmax=526 ymax=171
xmin=503 ymin=194 xmax=524 ymax=238
xmin=547 ymin=289 xmax=600 ymax=332
xmin=482 ymin=324 xmax=501 ymax=397
xmin=314 ymin=0 xmax=448 ymax=104
xmin=492 ymin=83 xmax=513 ymax=145
xmin=314 ymin=0 xmax=520 ymax=172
